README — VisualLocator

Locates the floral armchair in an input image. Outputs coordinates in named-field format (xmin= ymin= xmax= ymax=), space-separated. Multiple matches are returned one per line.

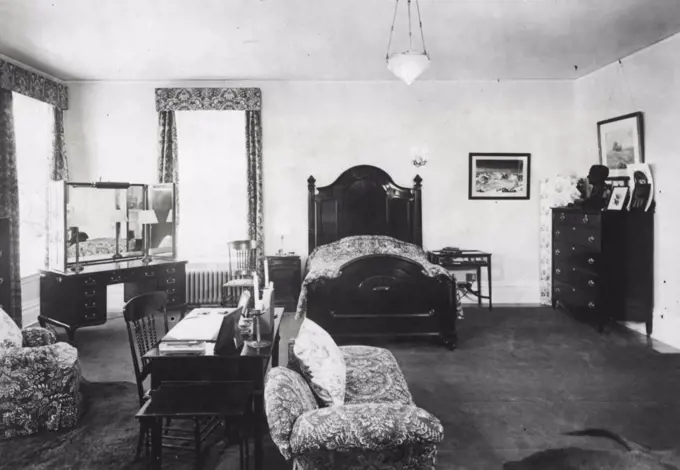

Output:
xmin=0 ymin=308 xmax=83 ymax=439
xmin=265 ymin=326 xmax=444 ymax=470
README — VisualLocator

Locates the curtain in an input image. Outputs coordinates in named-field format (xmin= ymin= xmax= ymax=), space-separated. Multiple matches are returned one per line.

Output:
xmin=50 ymin=107 xmax=69 ymax=181
xmin=44 ymin=106 xmax=68 ymax=269
xmin=246 ymin=110 xmax=264 ymax=285
xmin=158 ymin=110 xmax=179 ymax=214
xmin=539 ymin=175 xmax=581 ymax=306
xmin=0 ymin=89 xmax=22 ymax=326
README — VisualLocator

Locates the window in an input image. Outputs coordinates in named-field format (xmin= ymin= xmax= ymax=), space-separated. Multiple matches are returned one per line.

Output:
xmin=175 ymin=111 xmax=248 ymax=263
xmin=12 ymin=92 xmax=53 ymax=277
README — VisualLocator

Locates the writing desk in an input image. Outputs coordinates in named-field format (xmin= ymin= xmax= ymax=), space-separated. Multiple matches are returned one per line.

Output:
xmin=143 ymin=307 xmax=284 ymax=470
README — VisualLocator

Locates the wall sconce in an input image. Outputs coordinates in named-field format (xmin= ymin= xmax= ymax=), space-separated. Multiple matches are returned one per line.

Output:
xmin=411 ymin=146 xmax=429 ymax=168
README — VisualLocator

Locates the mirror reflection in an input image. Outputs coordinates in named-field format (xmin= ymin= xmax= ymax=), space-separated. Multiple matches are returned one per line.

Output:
xmin=147 ymin=183 xmax=175 ymax=257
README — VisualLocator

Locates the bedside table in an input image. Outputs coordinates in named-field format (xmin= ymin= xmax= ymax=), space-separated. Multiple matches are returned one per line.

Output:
xmin=266 ymin=255 xmax=301 ymax=313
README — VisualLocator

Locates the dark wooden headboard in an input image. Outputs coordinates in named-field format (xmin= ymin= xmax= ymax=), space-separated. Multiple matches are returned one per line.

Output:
xmin=307 ymin=165 xmax=423 ymax=252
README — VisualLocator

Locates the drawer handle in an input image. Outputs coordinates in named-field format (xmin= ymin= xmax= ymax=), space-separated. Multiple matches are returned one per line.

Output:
xmin=555 ymin=287 xmax=561 ymax=293
xmin=555 ymin=249 xmax=561 ymax=255
xmin=373 ymin=286 xmax=391 ymax=292
xmin=588 ymin=258 xmax=595 ymax=265
xmin=84 ymin=277 xmax=97 ymax=286
xmin=560 ymin=214 xmax=566 ymax=220
xmin=110 ymin=276 xmax=122 ymax=282
xmin=588 ymin=236 xmax=595 ymax=243
xmin=166 ymin=268 xmax=176 ymax=274
xmin=84 ymin=300 xmax=97 ymax=308
xmin=572 ymin=226 xmax=576 ymax=231
xmin=582 ymin=215 xmax=589 ymax=223
xmin=572 ymin=246 xmax=575 ymax=251
xmin=85 ymin=290 xmax=96 ymax=297
xmin=588 ymin=280 xmax=595 ymax=287
xmin=166 ymin=278 xmax=176 ymax=285
xmin=0 ymin=277 xmax=3 ymax=285
xmin=555 ymin=268 xmax=561 ymax=274
xmin=588 ymin=302 xmax=595 ymax=309
xmin=144 ymin=271 xmax=156 ymax=277
xmin=555 ymin=230 xmax=560 ymax=237
xmin=166 ymin=287 xmax=176 ymax=294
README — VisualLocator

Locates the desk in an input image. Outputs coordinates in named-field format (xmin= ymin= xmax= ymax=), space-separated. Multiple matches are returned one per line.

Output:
xmin=428 ymin=250 xmax=493 ymax=309
xmin=144 ymin=307 xmax=284 ymax=470
xmin=39 ymin=259 xmax=187 ymax=343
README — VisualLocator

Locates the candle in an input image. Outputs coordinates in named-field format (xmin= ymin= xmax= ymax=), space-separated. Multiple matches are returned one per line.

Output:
xmin=253 ymin=271 xmax=261 ymax=309
xmin=264 ymin=258 xmax=269 ymax=286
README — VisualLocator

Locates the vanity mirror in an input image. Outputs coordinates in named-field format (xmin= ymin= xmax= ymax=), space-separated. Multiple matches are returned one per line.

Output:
xmin=47 ymin=181 xmax=177 ymax=272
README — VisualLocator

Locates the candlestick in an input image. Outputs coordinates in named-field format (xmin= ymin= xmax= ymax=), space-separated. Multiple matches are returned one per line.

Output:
xmin=264 ymin=258 xmax=269 ymax=286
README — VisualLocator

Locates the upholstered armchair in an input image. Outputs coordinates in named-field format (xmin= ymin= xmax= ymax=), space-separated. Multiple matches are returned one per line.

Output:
xmin=0 ymin=308 xmax=83 ymax=439
xmin=265 ymin=319 xmax=443 ymax=470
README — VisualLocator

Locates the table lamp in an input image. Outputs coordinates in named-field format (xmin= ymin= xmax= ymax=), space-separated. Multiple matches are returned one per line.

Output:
xmin=109 ymin=210 xmax=128 ymax=260
xmin=137 ymin=210 xmax=158 ymax=265
xmin=276 ymin=227 xmax=290 ymax=255
xmin=67 ymin=205 xmax=86 ymax=273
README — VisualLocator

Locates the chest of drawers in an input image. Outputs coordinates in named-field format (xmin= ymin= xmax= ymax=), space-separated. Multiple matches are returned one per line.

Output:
xmin=551 ymin=208 xmax=654 ymax=334
xmin=267 ymin=255 xmax=301 ymax=313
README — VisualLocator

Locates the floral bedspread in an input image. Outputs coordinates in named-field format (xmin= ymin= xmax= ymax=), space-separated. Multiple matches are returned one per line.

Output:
xmin=297 ymin=235 xmax=463 ymax=319
xmin=67 ymin=237 xmax=118 ymax=259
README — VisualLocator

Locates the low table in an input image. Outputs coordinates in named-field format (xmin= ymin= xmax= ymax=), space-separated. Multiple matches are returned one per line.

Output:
xmin=428 ymin=249 xmax=493 ymax=310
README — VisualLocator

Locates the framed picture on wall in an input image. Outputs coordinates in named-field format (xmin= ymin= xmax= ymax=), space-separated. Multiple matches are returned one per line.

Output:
xmin=468 ymin=153 xmax=531 ymax=200
xmin=597 ymin=112 xmax=644 ymax=177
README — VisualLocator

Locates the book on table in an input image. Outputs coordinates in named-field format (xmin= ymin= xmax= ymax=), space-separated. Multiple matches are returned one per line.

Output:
xmin=158 ymin=340 xmax=207 ymax=355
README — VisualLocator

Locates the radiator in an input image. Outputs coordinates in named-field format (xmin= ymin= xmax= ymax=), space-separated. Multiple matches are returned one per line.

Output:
xmin=186 ymin=264 xmax=231 ymax=306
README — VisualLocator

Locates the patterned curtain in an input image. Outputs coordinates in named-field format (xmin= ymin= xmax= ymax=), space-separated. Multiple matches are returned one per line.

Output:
xmin=44 ymin=106 xmax=69 ymax=269
xmin=50 ymin=107 xmax=69 ymax=181
xmin=246 ymin=110 xmax=264 ymax=286
xmin=0 ymin=89 xmax=22 ymax=326
xmin=538 ymin=175 xmax=581 ymax=306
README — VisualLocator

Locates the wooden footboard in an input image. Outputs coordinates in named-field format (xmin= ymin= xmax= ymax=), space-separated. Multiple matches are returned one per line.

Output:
xmin=305 ymin=255 xmax=458 ymax=349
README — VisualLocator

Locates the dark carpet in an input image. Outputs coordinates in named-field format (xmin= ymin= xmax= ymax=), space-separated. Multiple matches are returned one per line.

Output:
xmin=3 ymin=307 xmax=680 ymax=469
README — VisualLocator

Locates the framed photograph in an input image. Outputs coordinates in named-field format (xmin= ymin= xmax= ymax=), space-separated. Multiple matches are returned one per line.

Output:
xmin=607 ymin=186 xmax=629 ymax=211
xmin=468 ymin=153 xmax=531 ymax=200
xmin=597 ymin=112 xmax=644 ymax=177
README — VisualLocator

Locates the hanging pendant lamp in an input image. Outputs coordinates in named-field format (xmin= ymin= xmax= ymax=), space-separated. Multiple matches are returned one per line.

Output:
xmin=386 ymin=0 xmax=430 ymax=85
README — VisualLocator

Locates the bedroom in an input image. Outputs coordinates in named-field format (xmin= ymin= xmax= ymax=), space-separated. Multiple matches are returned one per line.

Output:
xmin=1 ymin=0 xmax=680 ymax=469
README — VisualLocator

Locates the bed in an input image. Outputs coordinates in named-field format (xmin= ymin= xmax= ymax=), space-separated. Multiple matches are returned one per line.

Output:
xmin=301 ymin=164 xmax=461 ymax=350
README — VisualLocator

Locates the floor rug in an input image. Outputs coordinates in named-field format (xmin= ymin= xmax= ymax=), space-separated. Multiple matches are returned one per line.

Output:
xmin=0 ymin=380 xmax=287 ymax=470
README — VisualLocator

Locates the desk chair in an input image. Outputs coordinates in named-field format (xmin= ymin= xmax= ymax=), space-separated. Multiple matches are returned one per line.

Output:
xmin=123 ymin=292 xmax=221 ymax=463
xmin=222 ymin=240 xmax=258 ymax=307
xmin=136 ymin=381 xmax=253 ymax=470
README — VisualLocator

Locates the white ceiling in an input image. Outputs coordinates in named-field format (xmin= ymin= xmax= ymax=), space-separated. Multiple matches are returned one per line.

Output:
xmin=1 ymin=0 xmax=679 ymax=82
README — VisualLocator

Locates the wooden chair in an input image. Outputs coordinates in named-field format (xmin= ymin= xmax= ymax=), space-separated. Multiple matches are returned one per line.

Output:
xmin=123 ymin=292 xmax=224 ymax=464
xmin=222 ymin=240 xmax=258 ymax=307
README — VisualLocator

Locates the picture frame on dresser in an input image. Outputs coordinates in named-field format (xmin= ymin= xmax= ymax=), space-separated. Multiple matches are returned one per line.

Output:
xmin=597 ymin=112 xmax=644 ymax=178
xmin=468 ymin=153 xmax=531 ymax=200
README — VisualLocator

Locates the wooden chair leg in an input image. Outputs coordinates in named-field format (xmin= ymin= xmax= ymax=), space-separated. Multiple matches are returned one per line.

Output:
xmin=135 ymin=421 xmax=146 ymax=459
xmin=194 ymin=418 xmax=201 ymax=470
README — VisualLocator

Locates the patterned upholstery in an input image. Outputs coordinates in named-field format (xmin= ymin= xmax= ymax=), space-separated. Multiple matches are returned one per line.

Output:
xmin=265 ymin=342 xmax=443 ymax=469
xmin=289 ymin=319 xmax=346 ymax=407
xmin=0 ymin=308 xmax=83 ymax=439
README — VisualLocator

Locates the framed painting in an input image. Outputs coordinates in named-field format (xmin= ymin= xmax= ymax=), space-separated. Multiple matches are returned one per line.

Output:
xmin=597 ymin=112 xmax=644 ymax=177
xmin=468 ymin=153 xmax=531 ymax=200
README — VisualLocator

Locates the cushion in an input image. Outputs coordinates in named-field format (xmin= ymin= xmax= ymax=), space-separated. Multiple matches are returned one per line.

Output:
xmin=0 ymin=307 xmax=22 ymax=349
xmin=341 ymin=345 xmax=413 ymax=405
xmin=290 ymin=318 xmax=346 ymax=407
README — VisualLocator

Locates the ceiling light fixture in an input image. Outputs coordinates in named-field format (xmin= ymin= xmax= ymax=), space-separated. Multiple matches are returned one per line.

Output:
xmin=386 ymin=0 xmax=430 ymax=85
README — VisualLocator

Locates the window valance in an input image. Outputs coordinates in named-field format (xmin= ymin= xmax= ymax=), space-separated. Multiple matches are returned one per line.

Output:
xmin=155 ymin=88 xmax=262 ymax=112
xmin=0 ymin=59 xmax=68 ymax=110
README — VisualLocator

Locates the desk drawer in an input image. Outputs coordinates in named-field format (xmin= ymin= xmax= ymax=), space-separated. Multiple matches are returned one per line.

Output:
xmin=552 ymin=242 xmax=600 ymax=270
xmin=553 ymin=281 xmax=600 ymax=309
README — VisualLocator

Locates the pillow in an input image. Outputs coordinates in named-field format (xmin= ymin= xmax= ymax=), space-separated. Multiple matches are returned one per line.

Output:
xmin=291 ymin=318 xmax=346 ymax=407
xmin=0 ymin=307 xmax=22 ymax=349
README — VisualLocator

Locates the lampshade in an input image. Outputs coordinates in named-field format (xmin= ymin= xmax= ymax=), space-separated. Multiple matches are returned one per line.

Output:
xmin=137 ymin=210 xmax=158 ymax=225
xmin=109 ymin=210 xmax=128 ymax=224
xmin=66 ymin=204 xmax=86 ymax=228
xmin=387 ymin=52 xmax=431 ymax=86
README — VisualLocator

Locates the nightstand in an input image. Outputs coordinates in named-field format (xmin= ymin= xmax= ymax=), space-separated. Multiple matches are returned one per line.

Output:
xmin=266 ymin=255 xmax=301 ymax=313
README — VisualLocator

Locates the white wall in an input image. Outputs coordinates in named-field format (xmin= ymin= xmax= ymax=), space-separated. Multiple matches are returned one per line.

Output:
xmin=64 ymin=79 xmax=576 ymax=304
xmin=574 ymin=33 xmax=680 ymax=347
